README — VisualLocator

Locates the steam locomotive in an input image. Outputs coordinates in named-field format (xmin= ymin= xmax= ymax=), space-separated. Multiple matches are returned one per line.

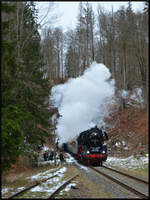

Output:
xmin=63 ymin=126 xmax=108 ymax=166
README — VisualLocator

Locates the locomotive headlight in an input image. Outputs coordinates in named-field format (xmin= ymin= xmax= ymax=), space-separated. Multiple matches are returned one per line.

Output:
xmin=87 ymin=150 xmax=90 ymax=154
xmin=102 ymin=150 xmax=106 ymax=154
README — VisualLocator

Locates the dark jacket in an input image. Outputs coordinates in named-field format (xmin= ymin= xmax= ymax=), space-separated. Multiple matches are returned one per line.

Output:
xmin=59 ymin=153 xmax=64 ymax=161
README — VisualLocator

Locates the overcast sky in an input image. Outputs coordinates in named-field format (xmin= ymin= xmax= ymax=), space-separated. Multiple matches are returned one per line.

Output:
xmin=36 ymin=1 xmax=145 ymax=32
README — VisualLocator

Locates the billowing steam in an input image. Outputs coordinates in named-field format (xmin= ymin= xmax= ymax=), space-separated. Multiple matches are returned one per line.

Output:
xmin=51 ymin=62 xmax=115 ymax=146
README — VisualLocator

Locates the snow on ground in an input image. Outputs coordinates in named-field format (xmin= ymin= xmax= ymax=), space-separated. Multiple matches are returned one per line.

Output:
xmin=65 ymin=153 xmax=89 ymax=172
xmin=2 ymin=166 xmax=68 ymax=198
xmin=26 ymin=166 xmax=67 ymax=181
xmin=65 ymin=153 xmax=148 ymax=171
xmin=26 ymin=165 xmax=76 ymax=198
xmin=1 ymin=186 xmax=26 ymax=196
xmin=38 ymin=158 xmax=60 ymax=166
xmin=106 ymin=154 xmax=149 ymax=169
xmin=59 ymin=182 xmax=77 ymax=195
xmin=130 ymin=88 xmax=143 ymax=103
xmin=43 ymin=146 xmax=49 ymax=151
xmin=30 ymin=177 xmax=66 ymax=194
xmin=2 ymin=153 xmax=148 ymax=197
xmin=28 ymin=178 xmax=70 ymax=199
xmin=115 ymin=142 xmax=121 ymax=147
xmin=2 ymin=187 xmax=13 ymax=195
xmin=2 ymin=154 xmax=81 ymax=198
xmin=119 ymin=89 xmax=129 ymax=99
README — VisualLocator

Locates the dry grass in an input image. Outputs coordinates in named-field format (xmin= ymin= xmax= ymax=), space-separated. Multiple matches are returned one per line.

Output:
xmin=2 ymin=163 xmax=109 ymax=199
xmin=56 ymin=165 xmax=109 ymax=198
xmin=2 ymin=163 xmax=59 ymax=198
xmin=112 ymin=165 xmax=149 ymax=180
xmin=127 ymin=166 xmax=149 ymax=179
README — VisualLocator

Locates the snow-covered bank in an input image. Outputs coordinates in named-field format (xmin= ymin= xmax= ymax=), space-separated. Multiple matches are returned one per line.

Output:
xmin=106 ymin=154 xmax=149 ymax=169
xmin=65 ymin=153 xmax=149 ymax=171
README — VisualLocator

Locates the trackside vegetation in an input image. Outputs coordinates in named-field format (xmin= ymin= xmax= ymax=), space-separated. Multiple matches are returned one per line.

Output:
xmin=2 ymin=2 xmax=52 ymax=171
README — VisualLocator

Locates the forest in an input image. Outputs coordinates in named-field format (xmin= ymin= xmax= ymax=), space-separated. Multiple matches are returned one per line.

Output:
xmin=2 ymin=1 xmax=148 ymax=172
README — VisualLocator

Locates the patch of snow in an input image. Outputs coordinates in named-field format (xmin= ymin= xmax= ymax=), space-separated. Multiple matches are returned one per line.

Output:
xmin=42 ymin=146 xmax=50 ymax=151
xmin=1 ymin=187 xmax=13 ymax=195
xmin=26 ymin=166 xmax=67 ymax=181
xmin=16 ymin=187 xmax=26 ymax=192
xmin=30 ymin=185 xmax=44 ymax=192
xmin=118 ymin=88 xmax=144 ymax=108
xmin=130 ymin=88 xmax=143 ymax=103
xmin=59 ymin=182 xmax=77 ymax=194
xmin=2 ymin=165 xmax=68 ymax=198
xmin=51 ymin=114 xmax=57 ymax=125
xmin=75 ymin=162 xmax=89 ymax=171
xmin=27 ymin=166 xmax=68 ymax=197
xmin=125 ymin=87 xmax=144 ymax=108
xmin=30 ymin=179 xmax=67 ymax=196
xmin=65 ymin=153 xmax=76 ymax=164
xmin=119 ymin=89 xmax=129 ymax=99
xmin=65 ymin=153 xmax=89 ymax=171
xmin=106 ymin=154 xmax=148 ymax=169
xmin=39 ymin=159 xmax=60 ymax=166
xmin=56 ymin=166 xmax=67 ymax=174
xmin=115 ymin=142 xmax=121 ymax=147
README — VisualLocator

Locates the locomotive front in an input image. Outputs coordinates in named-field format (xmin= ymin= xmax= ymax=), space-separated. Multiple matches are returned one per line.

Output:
xmin=77 ymin=127 xmax=108 ymax=166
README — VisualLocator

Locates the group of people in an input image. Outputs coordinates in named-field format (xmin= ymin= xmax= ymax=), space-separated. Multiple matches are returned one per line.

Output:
xmin=43 ymin=150 xmax=64 ymax=163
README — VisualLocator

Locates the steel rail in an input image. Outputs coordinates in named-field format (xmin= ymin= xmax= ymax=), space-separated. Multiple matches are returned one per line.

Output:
xmin=6 ymin=164 xmax=63 ymax=199
xmin=103 ymin=165 xmax=149 ymax=184
xmin=7 ymin=174 xmax=58 ymax=199
xmin=47 ymin=174 xmax=79 ymax=199
xmin=89 ymin=166 xmax=148 ymax=199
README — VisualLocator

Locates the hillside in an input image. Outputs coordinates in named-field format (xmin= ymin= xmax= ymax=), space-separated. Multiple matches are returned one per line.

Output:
xmin=106 ymin=106 xmax=148 ymax=157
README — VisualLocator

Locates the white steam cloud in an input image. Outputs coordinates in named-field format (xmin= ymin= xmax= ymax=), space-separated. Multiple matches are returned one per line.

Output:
xmin=51 ymin=62 xmax=115 ymax=146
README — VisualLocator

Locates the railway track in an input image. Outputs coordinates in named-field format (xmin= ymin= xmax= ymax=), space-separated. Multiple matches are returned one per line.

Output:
xmin=7 ymin=174 xmax=58 ymax=199
xmin=46 ymin=174 xmax=79 ymax=199
xmin=103 ymin=165 xmax=149 ymax=184
xmin=6 ymin=167 xmax=78 ymax=199
xmin=6 ymin=165 xmax=63 ymax=199
xmin=89 ymin=165 xmax=149 ymax=199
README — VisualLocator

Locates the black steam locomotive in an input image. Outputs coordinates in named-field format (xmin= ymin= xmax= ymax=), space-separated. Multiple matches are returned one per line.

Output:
xmin=63 ymin=126 xmax=108 ymax=166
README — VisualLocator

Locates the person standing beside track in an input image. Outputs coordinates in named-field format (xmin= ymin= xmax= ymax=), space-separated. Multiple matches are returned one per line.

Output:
xmin=59 ymin=152 xmax=64 ymax=163
xmin=43 ymin=151 xmax=48 ymax=161
xmin=48 ymin=150 xmax=54 ymax=161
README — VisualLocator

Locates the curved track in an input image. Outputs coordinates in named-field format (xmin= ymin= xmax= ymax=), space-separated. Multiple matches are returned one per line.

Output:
xmin=7 ymin=167 xmax=78 ymax=199
xmin=46 ymin=174 xmax=79 ymax=199
xmin=89 ymin=166 xmax=148 ymax=199
xmin=7 ymin=174 xmax=58 ymax=199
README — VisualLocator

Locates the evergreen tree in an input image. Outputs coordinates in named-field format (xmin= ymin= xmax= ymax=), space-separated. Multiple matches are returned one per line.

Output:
xmin=2 ymin=2 xmax=52 ymax=171
xmin=15 ymin=2 xmax=52 ymax=152
xmin=2 ymin=2 xmax=28 ymax=171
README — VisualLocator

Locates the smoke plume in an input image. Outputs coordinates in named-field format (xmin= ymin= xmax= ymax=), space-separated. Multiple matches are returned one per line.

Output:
xmin=51 ymin=62 xmax=115 ymax=146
